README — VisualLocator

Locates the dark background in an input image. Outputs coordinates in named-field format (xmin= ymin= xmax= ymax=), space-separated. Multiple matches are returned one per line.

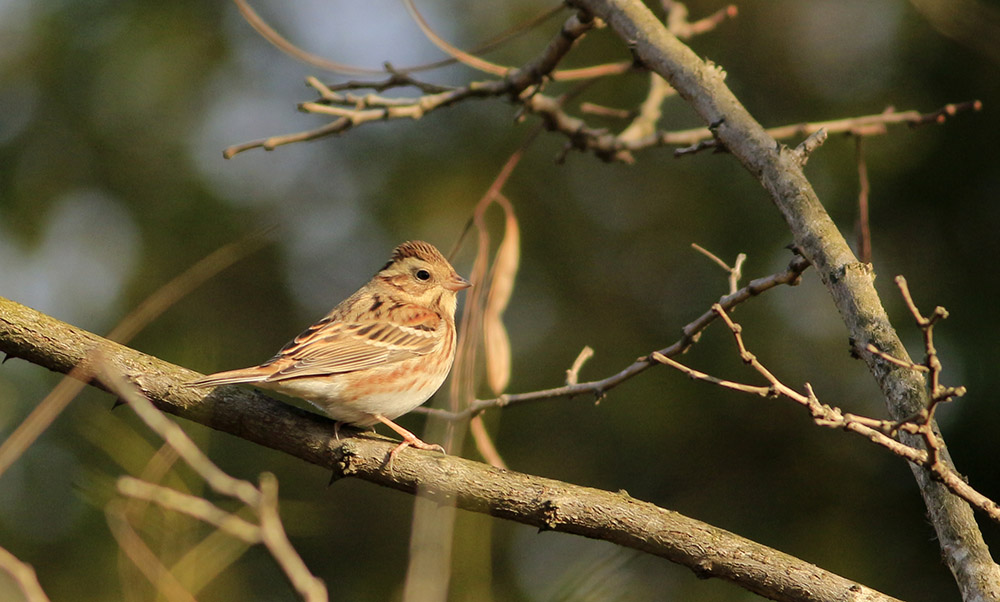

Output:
xmin=1 ymin=1 xmax=998 ymax=600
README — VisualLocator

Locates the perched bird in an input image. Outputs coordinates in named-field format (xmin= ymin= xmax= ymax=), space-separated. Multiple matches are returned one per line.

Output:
xmin=189 ymin=240 xmax=470 ymax=463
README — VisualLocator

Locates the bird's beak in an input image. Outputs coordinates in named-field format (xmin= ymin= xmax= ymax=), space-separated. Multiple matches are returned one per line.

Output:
xmin=444 ymin=274 xmax=472 ymax=291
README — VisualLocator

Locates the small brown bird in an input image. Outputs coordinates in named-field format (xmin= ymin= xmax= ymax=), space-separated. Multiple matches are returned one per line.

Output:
xmin=189 ymin=240 xmax=470 ymax=462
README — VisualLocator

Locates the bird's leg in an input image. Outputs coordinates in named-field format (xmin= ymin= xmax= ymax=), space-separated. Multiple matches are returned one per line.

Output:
xmin=373 ymin=414 xmax=445 ymax=466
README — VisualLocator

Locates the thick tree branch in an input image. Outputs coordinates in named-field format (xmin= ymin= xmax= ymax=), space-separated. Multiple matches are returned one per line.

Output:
xmin=565 ymin=0 xmax=999 ymax=599
xmin=0 ymin=296 xmax=901 ymax=602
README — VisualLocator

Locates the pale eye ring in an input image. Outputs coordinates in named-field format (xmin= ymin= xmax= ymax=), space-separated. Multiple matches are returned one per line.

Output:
xmin=414 ymin=269 xmax=432 ymax=281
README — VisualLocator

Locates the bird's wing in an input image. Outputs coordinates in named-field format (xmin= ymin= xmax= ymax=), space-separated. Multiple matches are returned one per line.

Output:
xmin=262 ymin=305 xmax=443 ymax=381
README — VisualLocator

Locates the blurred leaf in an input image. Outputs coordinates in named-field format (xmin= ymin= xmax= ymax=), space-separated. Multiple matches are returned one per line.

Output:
xmin=483 ymin=196 xmax=519 ymax=395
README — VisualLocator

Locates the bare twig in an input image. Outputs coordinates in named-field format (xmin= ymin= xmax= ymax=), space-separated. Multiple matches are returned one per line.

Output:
xmin=224 ymin=3 xmax=745 ymax=161
xmin=870 ymin=277 xmax=966 ymax=413
xmin=664 ymin=2 xmax=739 ymax=40
xmin=225 ymin=12 xmax=606 ymax=158
xmin=258 ymin=473 xmax=328 ymax=602
xmin=793 ymin=127 xmax=828 ymax=165
xmin=654 ymin=303 xmax=999 ymax=523
xmin=592 ymin=0 xmax=734 ymax=145
xmin=233 ymin=0 xmax=380 ymax=75
xmin=469 ymin=416 xmax=507 ymax=469
xmin=419 ymin=253 xmax=810 ymax=421
xmin=404 ymin=0 xmax=630 ymax=83
xmin=0 ymin=546 xmax=51 ymax=602
xmin=97 ymin=361 xmax=328 ymax=602
xmin=855 ymin=137 xmax=872 ymax=263
xmin=117 ymin=477 xmax=262 ymax=542
xmin=617 ymin=73 xmax=674 ymax=143
xmin=566 ymin=346 xmax=595 ymax=385
xmin=866 ymin=277 xmax=967 ymax=477
xmin=671 ymin=101 xmax=982 ymax=157
xmin=235 ymin=0 xmax=565 ymax=76
xmin=579 ymin=103 xmax=634 ymax=119
xmin=106 ymin=501 xmax=200 ymax=602
xmin=691 ymin=244 xmax=746 ymax=294
xmin=402 ymin=0 xmax=510 ymax=76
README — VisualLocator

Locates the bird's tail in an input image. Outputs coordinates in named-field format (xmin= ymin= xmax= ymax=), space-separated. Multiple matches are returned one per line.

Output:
xmin=186 ymin=366 xmax=270 ymax=388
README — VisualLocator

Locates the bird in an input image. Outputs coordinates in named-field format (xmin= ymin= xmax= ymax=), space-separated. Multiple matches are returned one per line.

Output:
xmin=188 ymin=240 xmax=471 ymax=464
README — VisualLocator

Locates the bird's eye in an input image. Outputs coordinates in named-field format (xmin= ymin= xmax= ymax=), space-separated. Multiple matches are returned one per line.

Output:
xmin=414 ymin=269 xmax=432 ymax=281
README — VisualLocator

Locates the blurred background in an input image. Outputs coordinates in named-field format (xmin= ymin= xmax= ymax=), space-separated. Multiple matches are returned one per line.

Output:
xmin=1 ymin=0 xmax=998 ymax=600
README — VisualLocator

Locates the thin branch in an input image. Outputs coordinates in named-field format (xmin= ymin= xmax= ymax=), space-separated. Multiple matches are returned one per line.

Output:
xmin=866 ymin=277 xmax=967 ymax=476
xmin=664 ymin=2 xmax=739 ymax=40
xmin=617 ymin=73 xmax=675 ymax=143
xmin=469 ymin=416 xmax=507 ymax=469
xmin=690 ymin=244 xmax=745 ymax=294
xmin=579 ymin=102 xmax=634 ymax=119
xmin=106 ymin=501 xmax=200 ymax=602
xmin=117 ymin=477 xmax=262 ymax=543
xmin=402 ymin=0 xmax=510 ymax=76
xmin=855 ymin=136 xmax=872 ymax=263
xmin=651 ymin=351 xmax=773 ymax=397
xmin=257 ymin=473 xmax=328 ymax=602
xmin=98 ymin=363 xmax=261 ymax=507
xmin=225 ymin=12 xmax=604 ymax=159
xmin=865 ymin=344 xmax=929 ymax=372
xmin=224 ymin=3 xmax=749 ymax=161
xmin=235 ymin=0 xmax=566 ymax=76
xmin=96 ymin=362 xmax=328 ymax=602
xmin=550 ymin=61 xmax=633 ymax=81
xmin=793 ymin=127 xmax=828 ymax=165
xmin=613 ymin=2 xmax=738 ymax=143
xmin=566 ymin=346 xmax=595 ymax=385
xmin=655 ymin=304 xmax=1000 ymax=523
xmin=671 ymin=101 xmax=982 ymax=157
xmin=0 ymin=546 xmax=51 ymax=602
xmin=402 ymin=0 xmax=630 ymax=84
xmin=419 ymin=253 xmax=810 ymax=420
xmin=233 ymin=0 xmax=381 ymax=75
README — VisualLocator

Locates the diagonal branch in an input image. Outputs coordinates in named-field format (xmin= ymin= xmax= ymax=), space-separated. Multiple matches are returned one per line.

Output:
xmin=0 ymin=295 xmax=903 ymax=602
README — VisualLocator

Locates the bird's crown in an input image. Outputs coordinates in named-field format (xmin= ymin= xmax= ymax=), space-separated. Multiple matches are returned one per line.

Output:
xmin=390 ymin=240 xmax=448 ymax=265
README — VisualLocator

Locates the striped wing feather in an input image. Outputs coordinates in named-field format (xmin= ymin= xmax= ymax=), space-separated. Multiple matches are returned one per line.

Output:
xmin=261 ymin=305 xmax=442 ymax=381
